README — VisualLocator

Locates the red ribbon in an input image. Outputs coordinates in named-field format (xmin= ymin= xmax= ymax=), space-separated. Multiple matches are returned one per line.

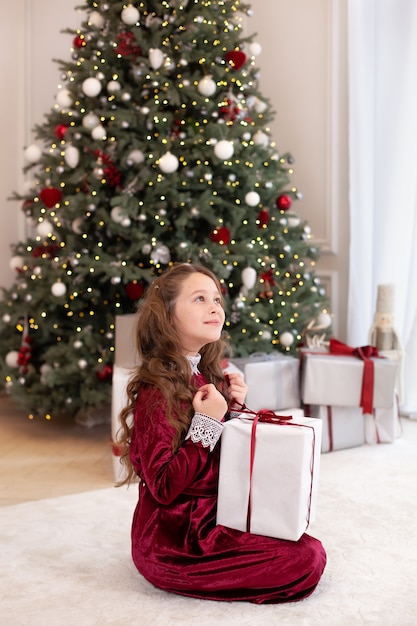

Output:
xmin=326 ymin=406 xmax=334 ymax=451
xmin=329 ymin=338 xmax=380 ymax=415
xmin=111 ymin=439 xmax=125 ymax=457
xmin=232 ymin=404 xmax=316 ymax=535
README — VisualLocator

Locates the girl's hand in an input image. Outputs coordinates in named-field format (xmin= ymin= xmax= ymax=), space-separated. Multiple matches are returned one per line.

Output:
xmin=225 ymin=373 xmax=248 ymax=408
xmin=193 ymin=384 xmax=228 ymax=422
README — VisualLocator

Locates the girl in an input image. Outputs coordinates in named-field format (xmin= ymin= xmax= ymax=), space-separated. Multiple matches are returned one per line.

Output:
xmin=117 ymin=263 xmax=326 ymax=603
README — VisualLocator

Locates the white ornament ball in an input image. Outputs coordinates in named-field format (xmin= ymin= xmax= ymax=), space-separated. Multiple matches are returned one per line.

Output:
xmin=110 ymin=206 xmax=125 ymax=223
xmin=64 ymin=145 xmax=80 ymax=168
xmin=51 ymin=282 xmax=67 ymax=297
xmin=241 ymin=267 xmax=257 ymax=290
xmin=245 ymin=191 xmax=260 ymax=206
xmin=280 ymin=331 xmax=294 ymax=347
xmin=55 ymin=89 xmax=73 ymax=108
xmin=107 ymin=80 xmax=121 ymax=93
xmin=214 ymin=140 xmax=234 ymax=160
xmin=24 ymin=144 xmax=42 ymax=164
xmin=82 ymin=112 xmax=100 ymax=130
xmin=5 ymin=350 xmax=20 ymax=368
xmin=127 ymin=149 xmax=145 ymax=164
xmin=91 ymin=124 xmax=107 ymax=140
xmin=317 ymin=312 xmax=332 ymax=328
xmin=287 ymin=216 xmax=301 ymax=228
xmin=159 ymin=151 xmax=179 ymax=173
xmin=111 ymin=276 xmax=122 ymax=285
xmin=2 ymin=313 xmax=11 ymax=323
xmin=78 ymin=358 xmax=88 ymax=370
xmin=142 ymin=243 xmax=152 ymax=255
xmin=73 ymin=340 xmax=83 ymax=349
xmin=72 ymin=217 xmax=84 ymax=234
xmin=249 ymin=42 xmax=262 ymax=56
xmin=121 ymin=217 xmax=131 ymax=227
xmin=255 ymin=99 xmax=268 ymax=114
xmin=198 ymin=76 xmax=216 ymax=97
xmin=88 ymin=11 xmax=105 ymax=28
xmin=82 ymin=77 xmax=102 ymax=98
xmin=121 ymin=5 xmax=140 ymax=25
xmin=149 ymin=48 xmax=164 ymax=70
xmin=36 ymin=220 xmax=54 ymax=238
xmin=253 ymin=130 xmax=269 ymax=147
xmin=9 ymin=256 xmax=24 ymax=271
xmin=151 ymin=244 xmax=171 ymax=264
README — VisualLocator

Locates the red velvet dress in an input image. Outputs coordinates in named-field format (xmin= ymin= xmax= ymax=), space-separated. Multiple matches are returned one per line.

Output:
xmin=129 ymin=374 xmax=326 ymax=604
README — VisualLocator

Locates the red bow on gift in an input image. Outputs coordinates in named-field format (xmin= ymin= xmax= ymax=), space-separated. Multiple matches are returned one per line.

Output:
xmin=329 ymin=338 xmax=380 ymax=414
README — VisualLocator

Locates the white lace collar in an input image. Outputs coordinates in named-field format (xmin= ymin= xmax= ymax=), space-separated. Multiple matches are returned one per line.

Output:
xmin=186 ymin=354 xmax=201 ymax=375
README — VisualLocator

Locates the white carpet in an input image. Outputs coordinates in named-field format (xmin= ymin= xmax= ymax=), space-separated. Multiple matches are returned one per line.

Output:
xmin=1 ymin=419 xmax=417 ymax=626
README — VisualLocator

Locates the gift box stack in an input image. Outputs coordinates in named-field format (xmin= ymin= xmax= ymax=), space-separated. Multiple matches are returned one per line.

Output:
xmin=300 ymin=339 xmax=400 ymax=452
xmin=111 ymin=314 xmax=138 ymax=482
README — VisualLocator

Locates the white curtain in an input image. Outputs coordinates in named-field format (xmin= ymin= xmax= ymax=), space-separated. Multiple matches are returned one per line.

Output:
xmin=348 ymin=0 xmax=417 ymax=414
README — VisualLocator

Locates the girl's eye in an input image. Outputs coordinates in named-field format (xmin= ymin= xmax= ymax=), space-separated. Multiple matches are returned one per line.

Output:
xmin=195 ymin=295 xmax=204 ymax=302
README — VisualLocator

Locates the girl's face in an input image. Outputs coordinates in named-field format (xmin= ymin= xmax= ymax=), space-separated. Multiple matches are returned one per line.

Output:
xmin=172 ymin=272 xmax=225 ymax=354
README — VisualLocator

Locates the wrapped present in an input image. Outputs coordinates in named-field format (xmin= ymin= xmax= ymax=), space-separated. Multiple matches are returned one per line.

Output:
xmin=306 ymin=405 xmax=365 ymax=452
xmin=364 ymin=393 xmax=401 ymax=444
xmin=301 ymin=340 xmax=397 ymax=411
xmin=111 ymin=365 xmax=133 ymax=483
xmin=114 ymin=314 xmax=139 ymax=368
xmin=229 ymin=353 xmax=300 ymax=411
xmin=217 ymin=412 xmax=322 ymax=541
xmin=222 ymin=359 xmax=244 ymax=378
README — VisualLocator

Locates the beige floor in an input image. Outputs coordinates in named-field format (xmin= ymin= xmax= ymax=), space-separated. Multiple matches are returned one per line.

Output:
xmin=0 ymin=393 xmax=115 ymax=507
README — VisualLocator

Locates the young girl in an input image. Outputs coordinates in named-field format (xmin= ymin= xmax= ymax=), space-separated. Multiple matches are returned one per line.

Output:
xmin=117 ymin=263 xmax=326 ymax=603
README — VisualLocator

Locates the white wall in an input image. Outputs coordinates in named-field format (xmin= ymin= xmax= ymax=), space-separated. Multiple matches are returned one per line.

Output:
xmin=247 ymin=0 xmax=349 ymax=339
xmin=0 ymin=0 xmax=80 ymax=287
xmin=0 ymin=0 xmax=349 ymax=339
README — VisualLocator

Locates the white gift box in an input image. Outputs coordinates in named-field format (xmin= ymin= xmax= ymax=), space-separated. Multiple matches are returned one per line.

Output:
xmin=114 ymin=314 xmax=139 ymax=368
xmin=301 ymin=352 xmax=397 ymax=409
xmin=217 ymin=415 xmax=322 ymax=541
xmin=229 ymin=354 xmax=300 ymax=411
xmin=307 ymin=405 xmax=365 ymax=453
xmin=111 ymin=365 xmax=133 ymax=483
xmin=364 ymin=393 xmax=401 ymax=444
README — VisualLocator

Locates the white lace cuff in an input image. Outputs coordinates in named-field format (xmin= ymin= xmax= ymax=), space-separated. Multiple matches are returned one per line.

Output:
xmin=185 ymin=413 xmax=224 ymax=452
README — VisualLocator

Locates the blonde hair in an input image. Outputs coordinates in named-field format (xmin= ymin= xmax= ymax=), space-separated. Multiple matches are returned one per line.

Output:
xmin=116 ymin=263 xmax=230 ymax=485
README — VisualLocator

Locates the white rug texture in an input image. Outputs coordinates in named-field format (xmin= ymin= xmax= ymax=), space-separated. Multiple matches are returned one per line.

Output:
xmin=1 ymin=418 xmax=417 ymax=626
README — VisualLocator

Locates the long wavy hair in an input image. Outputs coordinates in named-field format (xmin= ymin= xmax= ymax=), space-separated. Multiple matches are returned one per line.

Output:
xmin=116 ymin=263 xmax=231 ymax=485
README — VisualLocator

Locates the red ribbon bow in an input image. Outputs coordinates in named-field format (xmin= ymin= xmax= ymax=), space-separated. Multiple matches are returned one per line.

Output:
xmin=329 ymin=338 xmax=380 ymax=414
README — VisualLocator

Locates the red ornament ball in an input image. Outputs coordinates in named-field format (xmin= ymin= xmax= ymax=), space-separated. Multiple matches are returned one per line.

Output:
xmin=55 ymin=124 xmax=68 ymax=140
xmin=39 ymin=187 xmax=62 ymax=208
xmin=125 ymin=281 xmax=145 ymax=301
xmin=73 ymin=35 xmax=86 ymax=49
xmin=96 ymin=364 xmax=113 ymax=382
xmin=210 ymin=226 xmax=231 ymax=246
xmin=225 ymin=50 xmax=247 ymax=70
xmin=275 ymin=194 xmax=292 ymax=211
xmin=257 ymin=209 xmax=269 ymax=228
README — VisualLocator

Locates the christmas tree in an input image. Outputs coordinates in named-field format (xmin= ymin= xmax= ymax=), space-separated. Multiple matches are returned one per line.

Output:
xmin=0 ymin=0 xmax=331 ymax=421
